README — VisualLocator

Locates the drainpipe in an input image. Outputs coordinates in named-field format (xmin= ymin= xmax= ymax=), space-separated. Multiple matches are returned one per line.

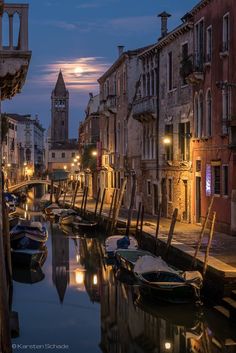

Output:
xmin=155 ymin=49 xmax=161 ymax=204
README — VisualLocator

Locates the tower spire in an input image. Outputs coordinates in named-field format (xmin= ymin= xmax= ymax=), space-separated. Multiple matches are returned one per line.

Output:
xmin=54 ymin=70 xmax=67 ymax=96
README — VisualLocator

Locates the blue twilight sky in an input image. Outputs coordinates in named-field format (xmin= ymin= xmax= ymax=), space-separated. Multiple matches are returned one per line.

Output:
xmin=3 ymin=0 xmax=198 ymax=138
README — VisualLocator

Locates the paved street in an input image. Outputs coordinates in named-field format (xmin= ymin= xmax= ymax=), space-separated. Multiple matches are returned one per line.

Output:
xmin=70 ymin=192 xmax=236 ymax=268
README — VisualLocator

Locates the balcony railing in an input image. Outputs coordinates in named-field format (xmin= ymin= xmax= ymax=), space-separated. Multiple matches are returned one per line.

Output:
xmin=133 ymin=96 xmax=157 ymax=121
xmin=0 ymin=1 xmax=31 ymax=100
xmin=0 ymin=3 xmax=29 ymax=51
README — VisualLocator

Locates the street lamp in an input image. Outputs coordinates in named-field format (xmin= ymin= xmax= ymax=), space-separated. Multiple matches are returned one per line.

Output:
xmin=63 ymin=165 xmax=67 ymax=170
xmin=91 ymin=150 xmax=97 ymax=157
xmin=163 ymin=136 xmax=172 ymax=145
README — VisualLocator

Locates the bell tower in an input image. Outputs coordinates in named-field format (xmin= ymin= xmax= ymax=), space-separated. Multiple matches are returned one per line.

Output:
xmin=51 ymin=70 xmax=69 ymax=144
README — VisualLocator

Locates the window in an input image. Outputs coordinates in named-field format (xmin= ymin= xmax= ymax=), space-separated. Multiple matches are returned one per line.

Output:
xmin=71 ymin=152 xmax=75 ymax=158
xmin=223 ymin=13 xmax=229 ymax=51
xmin=147 ymin=180 xmax=151 ymax=196
xmin=222 ymin=87 xmax=230 ymax=135
xmin=165 ymin=124 xmax=173 ymax=161
xmin=61 ymin=120 xmax=64 ymax=126
xmin=181 ymin=43 xmax=189 ymax=85
xmin=61 ymin=152 xmax=65 ymax=158
xmin=206 ymin=90 xmax=212 ymax=137
xmin=195 ymin=20 xmax=204 ymax=71
xmin=168 ymin=52 xmax=173 ymax=90
xmin=195 ymin=93 xmax=203 ymax=138
xmin=179 ymin=122 xmax=190 ymax=161
xmin=206 ymin=26 xmax=212 ymax=62
xmin=222 ymin=165 xmax=228 ymax=196
xmin=213 ymin=166 xmax=221 ymax=195
xmin=168 ymin=179 xmax=173 ymax=202
xmin=142 ymin=74 xmax=146 ymax=97
xmin=52 ymin=152 xmax=55 ymax=158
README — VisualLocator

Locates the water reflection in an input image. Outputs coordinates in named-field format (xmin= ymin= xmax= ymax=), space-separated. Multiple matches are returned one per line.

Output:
xmin=51 ymin=225 xmax=70 ymax=303
xmin=11 ymin=186 xmax=236 ymax=353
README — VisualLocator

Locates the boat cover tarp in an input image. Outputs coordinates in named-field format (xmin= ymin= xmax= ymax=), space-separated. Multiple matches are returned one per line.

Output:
xmin=134 ymin=255 xmax=178 ymax=275
xmin=106 ymin=235 xmax=138 ymax=251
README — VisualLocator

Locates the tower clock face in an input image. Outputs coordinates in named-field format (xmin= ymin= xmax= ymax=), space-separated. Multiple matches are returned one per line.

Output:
xmin=55 ymin=99 xmax=66 ymax=108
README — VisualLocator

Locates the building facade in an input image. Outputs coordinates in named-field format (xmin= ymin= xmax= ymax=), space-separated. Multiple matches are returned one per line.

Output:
xmin=186 ymin=0 xmax=236 ymax=233
xmin=2 ymin=115 xmax=18 ymax=183
xmin=98 ymin=46 xmax=147 ymax=206
xmin=47 ymin=141 xmax=79 ymax=175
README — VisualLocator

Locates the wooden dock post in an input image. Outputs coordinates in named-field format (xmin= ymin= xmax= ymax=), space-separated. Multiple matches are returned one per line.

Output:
xmin=135 ymin=202 xmax=142 ymax=239
xmin=111 ymin=178 xmax=127 ymax=233
xmin=155 ymin=203 xmax=162 ymax=254
xmin=83 ymin=186 xmax=89 ymax=216
xmin=139 ymin=205 xmax=145 ymax=245
xmin=98 ymin=188 xmax=107 ymax=222
xmin=50 ymin=179 xmax=54 ymax=203
xmin=94 ymin=187 xmax=101 ymax=219
xmin=72 ymin=180 xmax=80 ymax=209
xmin=203 ymin=212 xmax=216 ymax=277
xmin=165 ymin=208 xmax=178 ymax=259
xmin=125 ymin=173 xmax=136 ymax=237
xmin=106 ymin=189 xmax=117 ymax=235
xmin=80 ymin=187 xmax=86 ymax=213
xmin=192 ymin=196 xmax=214 ymax=268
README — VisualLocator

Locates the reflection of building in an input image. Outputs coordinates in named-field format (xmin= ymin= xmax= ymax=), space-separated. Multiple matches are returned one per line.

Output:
xmin=51 ymin=230 xmax=70 ymax=303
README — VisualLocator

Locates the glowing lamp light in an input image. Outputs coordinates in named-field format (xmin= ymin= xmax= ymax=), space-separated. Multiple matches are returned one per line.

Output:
xmin=63 ymin=165 xmax=67 ymax=170
xmin=164 ymin=342 xmax=172 ymax=350
xmin=76 ymin=155 xmax=80 ymax=159
xmin=76 ymin=254 xmax=80 ymax=263
xmin=91 ymin=151 xmax=97 ymax=157
xmin=163 ymin=137 xmax=172 ymax=145
xmin=73 ymin=159 xmax=77 ymax=162
xmin=75 ymin=268 xmax=85 ymax=285
xmin=93 ymin=274 xmax=98 ymax=285
xmin=71 ymin=163 xmax=75 ymax=167
xmin=7 ymin=163 xmax=11 ymax=167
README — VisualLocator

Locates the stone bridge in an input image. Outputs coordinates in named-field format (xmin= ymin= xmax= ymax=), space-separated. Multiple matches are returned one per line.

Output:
xmin=8 ymin=179 xmax=60 ymax=192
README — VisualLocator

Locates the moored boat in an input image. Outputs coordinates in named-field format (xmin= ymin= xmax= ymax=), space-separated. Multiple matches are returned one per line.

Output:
xmin=115 ymin=249 xmax=153 ymax=272
xmin=134 ymin=255 xmax=202 ymax=304
xmin=11 ymin=247 xmax=48 ymax=268
xmin=105 ymin=235 xmax=138 ymax=259
xmin=73 ymin=220 xmax=98 ymax=234
xmin=44 ymin=203 xmax=60 ymax=215
xmin=13 ymin=266 xmax=45 ymax=284
xmin=59 ymin=211 xmax=81 ymax=225
xmin=10 ymin=220 xmax=48 ymax=250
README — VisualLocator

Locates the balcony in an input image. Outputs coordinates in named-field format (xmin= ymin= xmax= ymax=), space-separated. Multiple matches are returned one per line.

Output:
xmin=99 ymin=95 xmax=117 ymax=115
xmin=133 ymin=96 xmax=157 ymax=122
xmin=186 ymin=53 xmax=204 ymax=85
xmin=0 ymin=1 xmax=31 ymax=100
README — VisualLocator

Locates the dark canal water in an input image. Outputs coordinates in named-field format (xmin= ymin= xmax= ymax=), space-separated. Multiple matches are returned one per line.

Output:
xmin=11 ymin=187 xmax=236 ymax=353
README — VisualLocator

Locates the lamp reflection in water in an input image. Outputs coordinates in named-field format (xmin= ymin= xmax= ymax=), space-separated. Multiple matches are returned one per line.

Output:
xmin=93 ymin=274 xmax=98 ymax=286
xmin=75 ymin=268 xmax=86 ymax=291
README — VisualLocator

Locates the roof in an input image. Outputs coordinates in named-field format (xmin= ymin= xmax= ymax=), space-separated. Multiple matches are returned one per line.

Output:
xmin=52 ymin=70 xmax=68 ymax=96
xmin=5 ymin=113 xmax=45 ymax=131
xmin=139 ymin=21 xmax=191 ymax=58
xmin=184 ymin=0 xmax=213 ymax=18
xmin=98 ymin=45 xmax=152 ymax=83
xmin=50 ymin=141 xmax=78 ymax=151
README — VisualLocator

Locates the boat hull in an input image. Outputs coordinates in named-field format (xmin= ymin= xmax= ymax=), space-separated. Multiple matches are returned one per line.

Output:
xmin=11 ymin=248 xmax=47 ymax=268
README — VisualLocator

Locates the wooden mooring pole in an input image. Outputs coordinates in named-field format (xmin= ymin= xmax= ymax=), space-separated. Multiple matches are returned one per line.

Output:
xmin=203 ymin=212 xmax=216 ymax=277
xmin=106 ymin=189 xmax=117 ymax=235
xmin=125 ymin=173 xmax=136 ymax=237
xmin=165 ymin=208 xmax=178 ymax=259
xmin=83 ymin=186 xmax=89 ymax=217
xmin=50 ymin=179 xmax=54 ymax=203
xmin=98 ymin=188 xmax=107 ymax=223
xmin=94 ymin=187 xmax=101 ymax=219
xmin=72 ymin=180 xmax=80 ymax=209
xmin=111 ymin=178 xmax=127 ymax=233
xmin=135 ymin=202 xmax=142 ymax=239
xmin=80 ymin=187 xmax=86 ymax=213
xmin=192 ymin=196 xmax=214 ymax=268
xmin=155 ymin=204 xmax=162 ymax=254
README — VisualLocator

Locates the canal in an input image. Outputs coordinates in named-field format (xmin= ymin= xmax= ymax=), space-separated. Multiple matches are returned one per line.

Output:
xmin=11 ymin=187 xmax=236 ymax=353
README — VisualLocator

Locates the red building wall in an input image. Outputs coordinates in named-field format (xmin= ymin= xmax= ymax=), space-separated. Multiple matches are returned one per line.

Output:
xmin=191 ymin=0 xmax=236 ymax=234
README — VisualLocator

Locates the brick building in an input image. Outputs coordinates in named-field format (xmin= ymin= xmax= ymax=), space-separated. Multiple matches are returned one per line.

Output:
xmin=186 ymin=0 xmax=236 ymax=233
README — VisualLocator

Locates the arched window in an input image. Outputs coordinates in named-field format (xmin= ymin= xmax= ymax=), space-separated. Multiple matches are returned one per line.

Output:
xmin=206 ymin=89 xmax=212 ymax=137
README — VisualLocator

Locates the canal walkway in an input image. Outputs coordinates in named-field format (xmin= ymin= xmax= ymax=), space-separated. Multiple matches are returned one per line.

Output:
xmin=67 ymin=192 xmax=236 ymax=271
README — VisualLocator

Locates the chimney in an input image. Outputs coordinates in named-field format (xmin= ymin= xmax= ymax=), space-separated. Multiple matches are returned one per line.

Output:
xmin=118 ymin=45 xmax=124 ymax=57
xmin=158 ymin=11 xmax=171 ymax=38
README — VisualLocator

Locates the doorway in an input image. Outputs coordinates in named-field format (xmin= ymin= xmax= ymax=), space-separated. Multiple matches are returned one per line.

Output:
xmin=196 ymin=176 xmax=201 ymax=223
xmin=161 ymin=178 xmax=167 ymax=217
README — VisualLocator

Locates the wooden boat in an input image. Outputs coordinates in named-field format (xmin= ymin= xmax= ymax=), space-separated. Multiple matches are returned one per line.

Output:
xmin=73 ymin=220 xmax=98 ymax=234
xmin=44 ymin=203 xmax=60 ymax=215
xmin=10 ymin=221 xmax=48 ymax=250
xmin=11 ymin=247 xmax=48 ymax=268
xmin=115 ymin=249 xmax=153 ymax=272
xmin=105 ymin=235 xmax=138 ymax=259
xmin=13 ymin=266 xmax=45 ymax=284
xmin=134 ymin=255 xmax=202 ymax=304
xmin=9 ymin=215 xmax=20 ymax=230
xmin=59 ymin=212 xmax=81 ymax=225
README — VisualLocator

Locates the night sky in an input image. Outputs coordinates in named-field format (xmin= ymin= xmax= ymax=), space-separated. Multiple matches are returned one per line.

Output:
xmin=3 ymin=0 xmax=198 ymax=138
